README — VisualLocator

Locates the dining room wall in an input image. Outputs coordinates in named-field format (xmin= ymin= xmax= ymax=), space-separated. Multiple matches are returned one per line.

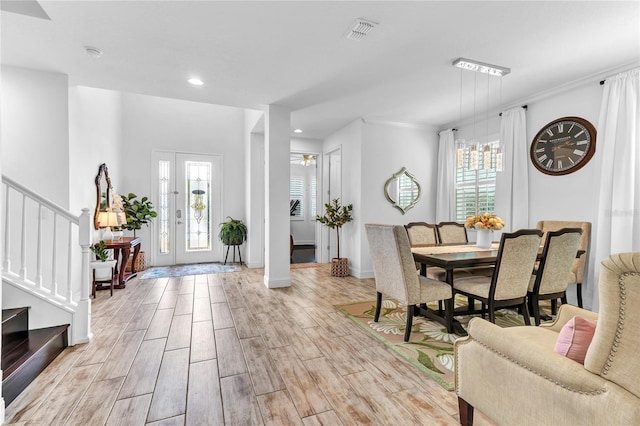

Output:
xmin=322 ymin=118 xmax=438 ymax=278
xmin=453 ymin=76 xmax=606 ymax=308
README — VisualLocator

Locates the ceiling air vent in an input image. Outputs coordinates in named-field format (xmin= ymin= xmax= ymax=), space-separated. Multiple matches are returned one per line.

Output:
xmin=345 ymin=18 xmax=378 ymax=41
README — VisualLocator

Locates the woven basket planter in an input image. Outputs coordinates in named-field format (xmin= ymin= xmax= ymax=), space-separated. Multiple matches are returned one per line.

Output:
xmin=331 ymin=258 xmax=349 ymax=277
xmin=125 ymin=251 xmax=146 ymax=272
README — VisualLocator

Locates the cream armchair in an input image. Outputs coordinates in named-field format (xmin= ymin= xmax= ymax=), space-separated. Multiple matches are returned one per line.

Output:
xmin=455 ymin=252 xmax=640 ymax=425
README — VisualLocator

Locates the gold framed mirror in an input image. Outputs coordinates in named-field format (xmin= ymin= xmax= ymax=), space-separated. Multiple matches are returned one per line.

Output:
xmin=94 ymin=163 xmax=112 ymax=230
xmin=384 ymin=167 xmax=421 ymax=214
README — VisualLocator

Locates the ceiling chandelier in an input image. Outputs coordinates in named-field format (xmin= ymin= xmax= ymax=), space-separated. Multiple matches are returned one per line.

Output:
xmin=453 ymin=57 xmax=509 ymax=172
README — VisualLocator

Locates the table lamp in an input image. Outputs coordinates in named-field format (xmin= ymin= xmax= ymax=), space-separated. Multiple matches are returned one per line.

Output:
xmin=97 ymin=211 xmax=119 ymax=241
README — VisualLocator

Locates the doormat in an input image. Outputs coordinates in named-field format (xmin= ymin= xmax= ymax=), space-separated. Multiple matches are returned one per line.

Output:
xmin=336 ymin=298 xmax=550 ymax=391
xmin=139 ymin=263 xmax=241 ymax=279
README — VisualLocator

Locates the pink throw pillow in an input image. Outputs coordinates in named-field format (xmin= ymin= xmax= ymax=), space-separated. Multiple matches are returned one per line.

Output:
xmin=554 ymin=316 xmax=597 ymax=364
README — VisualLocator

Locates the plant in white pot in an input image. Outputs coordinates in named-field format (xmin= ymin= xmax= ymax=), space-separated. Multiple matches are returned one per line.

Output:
xmin=316 ymin=198 xmax=354 ymax=277
xmin=89 ymin=240 xmax=117 ymax=298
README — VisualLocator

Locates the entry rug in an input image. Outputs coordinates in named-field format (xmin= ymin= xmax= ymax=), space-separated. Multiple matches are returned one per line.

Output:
xmin=139 ymin=263 xmax=241 ymax=279
xmin=336 ymin=298 xmax=548 ymax=391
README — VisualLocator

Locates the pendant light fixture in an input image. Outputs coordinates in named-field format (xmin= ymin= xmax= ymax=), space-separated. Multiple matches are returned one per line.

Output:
xmin=453 ymin=57 xmax=509 ymax=172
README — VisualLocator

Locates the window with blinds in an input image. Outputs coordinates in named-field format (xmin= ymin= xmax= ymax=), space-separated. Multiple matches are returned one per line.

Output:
xmin=290 ymin=176 xmax=304 ymax=217
xmin=455 ymin=141 xmax=499 ymax=222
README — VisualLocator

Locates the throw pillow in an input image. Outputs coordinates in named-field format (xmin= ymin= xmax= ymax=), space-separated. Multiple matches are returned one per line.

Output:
xmin=554 ymin=315 xmax=597 ymax=364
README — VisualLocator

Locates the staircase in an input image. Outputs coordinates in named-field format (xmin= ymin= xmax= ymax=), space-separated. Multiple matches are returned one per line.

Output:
xmin=1 ymin=175 xmax=92 ymax=410
xmin=1 ymin=307 xmax=68 ymax=406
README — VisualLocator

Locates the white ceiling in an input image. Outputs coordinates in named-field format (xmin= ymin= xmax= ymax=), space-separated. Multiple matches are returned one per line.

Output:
xmin=2 ymin=1 xmax=638 ymax=139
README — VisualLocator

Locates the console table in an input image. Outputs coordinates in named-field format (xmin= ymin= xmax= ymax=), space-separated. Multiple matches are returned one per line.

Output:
xmin=100 ymin=237 xmax=141 ymax=289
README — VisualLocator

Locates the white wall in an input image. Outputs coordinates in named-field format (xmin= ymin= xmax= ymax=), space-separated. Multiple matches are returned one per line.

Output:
xmin=119 ymin=93 xmax=246 ymax=266
xmin=68 ymin=86 xmax=123 ymax=224
xmin=359 ymin=121 xmax=438 ymax=277
xmin=321 ymin=119 xmax=438 ymax=278
xmin=526 ymin=83 xmax=602 ymax=224
xmin=1 ymin=66 xmax=70 ymax=207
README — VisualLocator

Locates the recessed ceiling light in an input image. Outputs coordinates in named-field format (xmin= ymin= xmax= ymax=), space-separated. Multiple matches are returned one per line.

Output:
xmin=85 ymin=46 xmax=103 ymax=58
xmin=293 ymin=129 xmax=303 ymax=133
xmin=188 ymin=78 xmax=204 ymax=86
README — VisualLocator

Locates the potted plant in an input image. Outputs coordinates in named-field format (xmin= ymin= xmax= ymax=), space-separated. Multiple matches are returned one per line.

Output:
xmin=90 ymin=240 xmax=117 ymax=297
xmin=219 ymin=217 xmax=248 ymax=246
xmin=219 ymin=217 xmax=247 ymax=264
xmin=316 ymin=198 xmax=354 ymax=277
xmin=90 ymin=240 xmax=110 ymax=261
xmin=120 ymin=192 xmax=157 ymax=271
xmin=120 ymin=193 xmax=157 ymax=237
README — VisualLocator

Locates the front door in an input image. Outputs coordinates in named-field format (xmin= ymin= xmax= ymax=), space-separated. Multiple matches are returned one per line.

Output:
xmin=153 ymin=151 xmax=222 ymax=265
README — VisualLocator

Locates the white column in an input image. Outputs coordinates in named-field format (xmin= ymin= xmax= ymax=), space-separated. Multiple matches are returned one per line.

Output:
xmin=264 ymin=105 xmax=291 ymax=288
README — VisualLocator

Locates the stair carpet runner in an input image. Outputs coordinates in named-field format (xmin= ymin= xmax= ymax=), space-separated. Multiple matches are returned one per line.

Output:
xmin=1 ymin=307 xmax=69 ymax=406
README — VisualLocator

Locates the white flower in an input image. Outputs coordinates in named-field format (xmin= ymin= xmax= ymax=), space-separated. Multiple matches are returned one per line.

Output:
xmin=437 ymin=353 xmax=455 ymax=372
xmin=417 ymin=321 xmax=459 ymax=343
xmin=368 ymin=312 xmax=406 ymax=335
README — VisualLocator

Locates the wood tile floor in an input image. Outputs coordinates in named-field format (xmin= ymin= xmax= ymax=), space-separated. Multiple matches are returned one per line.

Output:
xmin=4 ymin=265 xmax=495 ymax=425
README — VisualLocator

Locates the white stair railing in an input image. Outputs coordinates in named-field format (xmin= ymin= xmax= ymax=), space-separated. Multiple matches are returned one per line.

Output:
xmin=1 ymin=175 xmax=92 ymax=345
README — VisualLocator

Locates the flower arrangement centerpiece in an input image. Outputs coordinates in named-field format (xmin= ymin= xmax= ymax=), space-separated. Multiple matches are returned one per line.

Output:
xmin=465 ymin=212 xmax=504 ymax=248
xmin=464 ymin=212 xmax=505 ymax=230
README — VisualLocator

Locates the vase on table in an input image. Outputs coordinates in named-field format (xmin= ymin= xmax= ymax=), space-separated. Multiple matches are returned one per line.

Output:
xmin=475 ymin=228 xmax=493 ymax=249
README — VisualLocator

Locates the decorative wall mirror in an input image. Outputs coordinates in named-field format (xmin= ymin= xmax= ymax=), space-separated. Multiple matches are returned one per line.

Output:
xmin=384 ymin=167 xmax=421 ymax=214
xmin=94 ymin=163 xmax=112 ymax=229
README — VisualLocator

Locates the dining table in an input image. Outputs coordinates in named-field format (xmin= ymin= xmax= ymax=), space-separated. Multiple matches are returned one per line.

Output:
xmin=411 ymin=243 xmax=501 ymax=335
xmin=410 ymin=242 xmax=585 ymax=336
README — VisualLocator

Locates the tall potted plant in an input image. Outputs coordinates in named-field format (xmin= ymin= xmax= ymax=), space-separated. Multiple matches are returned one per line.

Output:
xmin=316 ymin=198 xmax=354 ymax=277
xmin=120 ymin=193 xmax=157 ymax=237
xmin=120 ymin=192 xmax=157 ymax=271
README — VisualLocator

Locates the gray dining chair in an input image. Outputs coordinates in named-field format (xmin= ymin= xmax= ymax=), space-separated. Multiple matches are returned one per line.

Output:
xmin=365 ymin=224 xmax=453 ymax=341
xmin=436 ymin=221 xmax=468 ymax=244
xmin=536 ymin=220 xmax=591 ymax=308
xmin=452 ymin=229 xmax=543 ymax=324
xmin=527 ymin=228 xmax=582 ymax=325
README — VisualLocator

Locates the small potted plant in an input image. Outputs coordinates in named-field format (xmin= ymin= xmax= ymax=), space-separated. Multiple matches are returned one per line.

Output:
xmin=316 ymin=198 xmax=354 ymax=277
xmin=90 ymin=240 xmax=117 ymax=297
xmin=219 ymin=217 xmax=247 ymax=264
xmin=219 ymin=217 xmax=248 ymax=246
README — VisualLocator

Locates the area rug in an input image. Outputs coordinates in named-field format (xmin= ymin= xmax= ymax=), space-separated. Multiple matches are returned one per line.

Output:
xmin=139 ymin=263 xmax=241 ymax=279
xmin=336 ymin=298 xmax=550 ymax=391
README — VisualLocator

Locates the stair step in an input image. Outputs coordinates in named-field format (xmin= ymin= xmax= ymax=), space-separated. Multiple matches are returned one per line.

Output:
xmin=2 ymin=307 xmax=30 ymax=354
xmin=2 ymin=324 xmax=69 ymax=406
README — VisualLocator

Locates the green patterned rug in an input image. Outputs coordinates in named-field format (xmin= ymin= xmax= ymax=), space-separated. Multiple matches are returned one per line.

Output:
xmin=336 ymin=298 xmax=551 ymax=391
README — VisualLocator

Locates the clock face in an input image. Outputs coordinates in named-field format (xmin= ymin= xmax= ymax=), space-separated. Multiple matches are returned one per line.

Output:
xmin=530 ymin=117 xmax=596 ymax=175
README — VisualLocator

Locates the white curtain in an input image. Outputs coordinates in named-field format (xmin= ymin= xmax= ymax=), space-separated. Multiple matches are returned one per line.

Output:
xmin=436 ymin=129 xmax=456 ymax=222
xmin=495 ymin=107 xmax=529 ymax=231
xmin=587 ymin=69 xmax=640 ymax=311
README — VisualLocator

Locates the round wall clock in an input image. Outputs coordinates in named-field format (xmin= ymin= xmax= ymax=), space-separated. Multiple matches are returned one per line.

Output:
xmin=530 ymin=116 xmax=596 ymax=175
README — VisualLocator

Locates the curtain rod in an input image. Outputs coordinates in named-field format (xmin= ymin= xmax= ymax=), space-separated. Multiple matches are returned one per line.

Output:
xmin=499 ymin=105 xmax=527 ymax=117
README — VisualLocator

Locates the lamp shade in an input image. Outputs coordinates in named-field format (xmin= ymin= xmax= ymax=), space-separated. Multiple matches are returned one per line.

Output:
xmin=97 ymin=211 xmax=119 ymax=228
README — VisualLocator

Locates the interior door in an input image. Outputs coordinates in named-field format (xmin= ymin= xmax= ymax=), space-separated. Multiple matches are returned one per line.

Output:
xmin=154 ymin=152 xmax=222 ymax=265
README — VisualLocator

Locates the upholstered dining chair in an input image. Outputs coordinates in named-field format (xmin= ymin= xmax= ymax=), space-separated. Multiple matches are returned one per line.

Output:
xmin=365 ymin=224 xmax=454 ymax=341
xmin=436 ymin=221 xmax=468 ymax=244
xmin=536 ymin=220 xmax=591 ymax=308
xmin=405 ymin=222 xmax=439 ymax=246
xmin=452 ymin=229 xmax=543 ymax=325
xmin=528 ymin=228 xmax=583 ymax=325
